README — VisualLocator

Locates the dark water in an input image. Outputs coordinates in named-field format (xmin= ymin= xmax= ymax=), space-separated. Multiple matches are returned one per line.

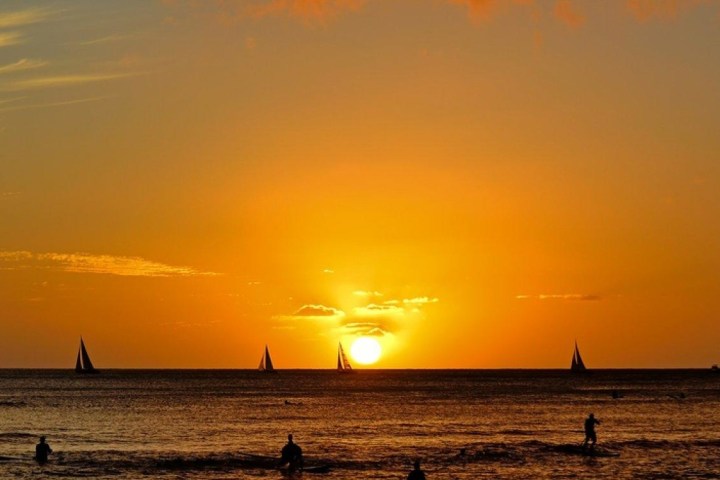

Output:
xmin=0 ymin=370 xmax=719 ymax=479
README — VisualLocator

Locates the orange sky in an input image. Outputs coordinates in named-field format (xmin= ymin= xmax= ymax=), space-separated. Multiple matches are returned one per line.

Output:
xmin=1 ymin=0 xmax=720 ymax=368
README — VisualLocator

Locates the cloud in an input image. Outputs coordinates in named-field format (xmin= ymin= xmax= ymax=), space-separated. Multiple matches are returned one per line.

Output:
xmin=353 ymin=303 xmax=406 ymax=317
xmin=292 ymin=304 xmax=346 ymax=317
xmin=0 ymin=96 xmax=109 ymax=113
xmin=403 ymin=296 xmax=439 ymax=305
xmin=73 ymin=34 xmax=133 ymax=46
xmin=1 ymin=191 xmax=21 ymax=197
xmin=0 ymin=97 xmax=26 ymax=105
xmin=353 ymin=290 xmax=383 ymax=298
xmin=0 ymin=250 xmax=219 ymax=277
xmin=0 ymin=251 xmax=33 ymax=261
xmin=0 ymin=32 xmax=23 ymax=48
xmin=275 ymin=292 xmax=436 ymax=338
xmin=1 ymin=72 xmax=139 ymax=92
xmin=554 ymin=0 xmax=585 ymax=27
xmin=515 ymin=293 xmax=601 ymax=301
xmin=341 ymin=321 xmax=391 ymax=337
xmin=0 ymin=59 xmax=47 ymax=74
xmin=0 ymin=8 xmax=51 ymax=28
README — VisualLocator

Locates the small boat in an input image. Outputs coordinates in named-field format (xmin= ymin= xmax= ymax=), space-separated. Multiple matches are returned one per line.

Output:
xmin=258 ymin=345 xmax=276 ymax=373
xmin=712 ymin=364 xmax=718 ymax=371
xmin=337 ymin=342 xmax=354 ymax=374
xmin=75 ymin=337 xmax=99 ymax=374
xmin=570 ymin=341 xmax=587 ymax=372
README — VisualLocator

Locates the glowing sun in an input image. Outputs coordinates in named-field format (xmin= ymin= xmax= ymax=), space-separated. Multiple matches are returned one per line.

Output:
xmin=350 ymin=337 xmax=382 ymax=365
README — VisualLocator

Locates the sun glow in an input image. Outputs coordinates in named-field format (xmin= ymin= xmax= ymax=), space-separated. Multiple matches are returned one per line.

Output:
xmin=350 ymin=337 xmax=382 ymax=365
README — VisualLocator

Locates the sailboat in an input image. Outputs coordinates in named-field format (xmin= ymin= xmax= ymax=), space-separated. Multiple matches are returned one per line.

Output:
xmin=570 ymin=341 xmax=587 ymax=372
xmin=75 ymin=337 xmax=99 ymax=374
xmin=258 ymin=345 xmax=276 ymax=373
xmin=337 ymin=342 xmax=354 ymax=374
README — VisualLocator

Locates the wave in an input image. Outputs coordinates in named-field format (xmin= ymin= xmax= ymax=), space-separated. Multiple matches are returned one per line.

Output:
xmin=1 ymin=438 xmax=718 ymax=476
xmin=0 ymin=432 xmax=36 ymax=439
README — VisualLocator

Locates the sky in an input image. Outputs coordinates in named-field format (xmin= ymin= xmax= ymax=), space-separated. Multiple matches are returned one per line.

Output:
xmin=1 ymin=0 xmax=719 ymax=368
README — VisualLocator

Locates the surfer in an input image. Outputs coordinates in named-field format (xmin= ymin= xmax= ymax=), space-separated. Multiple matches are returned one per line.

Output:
xmin=407 ymin=459 xmax=427 ymax=480
xmin=34 ymin=436 xmax=53 ymax=464
xmin=280 ymin=434 xmax=304 ymax=473
xmin=582 ymin=413 xmax=601 ymax=451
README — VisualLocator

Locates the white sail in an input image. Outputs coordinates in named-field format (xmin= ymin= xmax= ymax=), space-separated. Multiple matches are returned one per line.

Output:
xmin=337 ymin=343 xmax=354 ymax=373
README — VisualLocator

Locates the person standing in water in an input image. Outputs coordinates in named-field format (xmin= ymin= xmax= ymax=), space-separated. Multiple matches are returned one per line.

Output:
xmin=582 ymin=413 xmax=601 ymax=451
xmin=407 ymin=459 xmax=427 ymax=480
xmin=280 ymin=434 xmax=304 ymax=473
xmin=35 ymin=436 xmax=53 ymax=464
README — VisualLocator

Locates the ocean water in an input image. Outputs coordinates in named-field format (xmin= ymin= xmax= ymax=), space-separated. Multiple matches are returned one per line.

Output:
xmin=1 ymin=369 xmax=719 ymax=479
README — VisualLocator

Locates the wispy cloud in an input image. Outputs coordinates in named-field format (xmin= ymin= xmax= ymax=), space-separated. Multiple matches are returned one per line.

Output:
xmin=0 ymin=8 xmax=51 ymax=28
xmin=353 ymin=303 xmax=406 ymax=317
xmin=0 ymin=59 xmax=47 ymax=74
xmin=0 ymin=250 xmax=219 ymax=277
xmin=403 ymin=296 xmax=440 ymax=305
xmin=72 ymin=34 xmax=133 ymax=46
xmin=0 ymin=96 xmax=108 ymax=113
xmin=0 ymin=32 xmax=23 ymax=48
xmin=0 ymin=96 xmax=26 ymax=105
xmin=515 ymin=293 xmax=601 ymax=301
xmin=353 ymin=290 xmax=383 ymax=298
xmin=1 ymin=72 xmax=139 ymax=92
xmin=1 ymin=191 xmax=21 ymax=197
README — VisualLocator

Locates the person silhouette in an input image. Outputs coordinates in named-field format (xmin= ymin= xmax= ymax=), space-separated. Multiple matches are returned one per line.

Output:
xmin=582 ymin=413 xmax=601 ymax=451
xmin=280 ymin=434 xmax=303 ymax=473
xmin=35 ymin=436 xmax=53 ymax=464
xmin=407 ymin=459 xmax=426 ymax=480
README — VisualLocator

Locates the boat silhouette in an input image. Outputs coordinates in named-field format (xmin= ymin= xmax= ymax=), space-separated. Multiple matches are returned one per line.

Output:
xmin=258 ymin=345 xmax=276 ymax=373
xmin=75 ymin=337 xmax=99 ymax=374
xmin=570 ymin=341 xmax=587 ymax=372
xmin=337 ymin=342 xmax=355 ymax=374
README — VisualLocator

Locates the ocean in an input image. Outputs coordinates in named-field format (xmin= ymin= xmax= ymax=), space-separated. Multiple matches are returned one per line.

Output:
xmin=0 ymin=369 xmax=718 ymax=479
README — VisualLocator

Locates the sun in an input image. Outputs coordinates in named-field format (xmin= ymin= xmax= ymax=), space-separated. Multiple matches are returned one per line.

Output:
xmin=350 ymin=337 xmax=382 ymax=365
